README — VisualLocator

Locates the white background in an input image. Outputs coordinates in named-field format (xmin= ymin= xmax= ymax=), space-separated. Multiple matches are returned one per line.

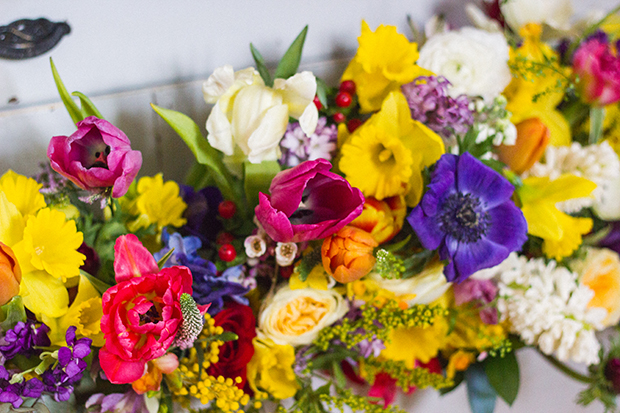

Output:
xmin=1 ymin=1 xmax=619 ymax=412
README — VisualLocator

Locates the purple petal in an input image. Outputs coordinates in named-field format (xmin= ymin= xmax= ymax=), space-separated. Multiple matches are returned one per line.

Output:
xmin=452 ymin=236 xmax=510 ymax=283
xmin=73 ymin=340 xmax=92 ymax=359
xmin=456 ymin=152 xmax=514 ymax=209
xmin=101 ymin=393 xmax=126 ymax=412
xmin=23 ymin=378 xmax=44 ymax=398
xmin=485 ymin=202 xmax=528 ymax=253
xmin=407 ymin=206 xmax=444 ymax=250
xmin=65 ymin=326 xmax=77 ymax=346
xmin=57 ymin=347 xmax=72 ymax=366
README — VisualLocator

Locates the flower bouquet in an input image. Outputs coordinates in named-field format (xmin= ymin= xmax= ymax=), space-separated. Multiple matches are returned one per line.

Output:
xmin=2 ymin=1 xmax=620 ymax=412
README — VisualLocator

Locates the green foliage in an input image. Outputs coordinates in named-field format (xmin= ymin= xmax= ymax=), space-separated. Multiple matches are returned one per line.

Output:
xmin=79 ymin=270 xmax=112 ymax=296
xmin=466 ymin=363 xmax=497 ymax=413
xmin=274 ymin=26 xmax=308 ymax=80
xmin=250 ymin=43 xmax=273 ymax=86
xmin=508 ymin=54 xmax=575 ymax=102
xmin=374 ymin=249 xmax=406 ymax=279
xmin=0 ymin=296 xmax=27 ymax=331
xmin=363 ymin=358 xmax=453 ymax=392
xmin=320 ymin=387 xmax=407 ymax=413
xmin=50 ymin=58 xmax=103 ymax=124
xmin=483 ymin=351 xmax=520 ymax=405
xmin=243 ymin=161 xmax=281 ymax=212
xmin=297 ymin=246 xmax=323 ymax=282
xmin=578 ymin=331 xmax=620 ymax=412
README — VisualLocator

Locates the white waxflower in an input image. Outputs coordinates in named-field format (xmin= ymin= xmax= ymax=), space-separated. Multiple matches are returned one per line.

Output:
xmin=479 ymin=253 xmax=605 ymax=365
xmin=526 ymin=141 xmax=620 ymax=213
xmin=275 ymin=242 xmax=298 ymax=267
xmin=417 ymin=27 xmax=511 ymax=103
xmin=244 ymin=234 xmax=267 ymax=258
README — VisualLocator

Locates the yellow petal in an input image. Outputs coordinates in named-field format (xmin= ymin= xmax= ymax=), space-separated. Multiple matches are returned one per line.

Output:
xmin=0 ymin=192 xmax=25 ymax=247
xmin=0 ymin=170 xmax=46 ymax=217
xmin=20 ymin=270 xmax=69 ymax=318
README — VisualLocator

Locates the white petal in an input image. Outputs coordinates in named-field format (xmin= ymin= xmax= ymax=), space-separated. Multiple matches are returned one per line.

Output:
xmin=299 ymin=103 xmax=318 ymax=137
xmin=465 ymin=4 xmax=502 ymax=32
xmin=206 ymin=102 xmax=235 ymax=156
xmin=203 ymin=65 xmax=235 ymax=104
xmin=276 ymin=71 xmax=317 ymax=119
xmin=246 ymin=104 xmax=289 ymax=163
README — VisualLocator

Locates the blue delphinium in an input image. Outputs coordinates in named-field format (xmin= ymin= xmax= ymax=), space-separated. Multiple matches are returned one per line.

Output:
xmin=407 ymin=152 xmax=527 ymax=283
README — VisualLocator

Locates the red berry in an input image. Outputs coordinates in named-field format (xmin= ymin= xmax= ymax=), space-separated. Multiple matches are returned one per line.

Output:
xmin=333 ymin=112 xmax=346 ymax=123
xmin=313 ymin=95 xmax=323 ymax=111
xmin=335 ymin=92 xmax=352 ymax=108
xmin=216 ymin=232 xmax=235 ymax=245
xmin=218 ymin=244 xmax=237 ymax=262
xmin=218 ymin=200 xmax=237 ymax=219
xmin=280 ymin=266 xmax=294 ymax=279
xmin=347 ymin=118 xmax=363 ymax=133
xmin=339 ymin=80 xmax=356 ymax=95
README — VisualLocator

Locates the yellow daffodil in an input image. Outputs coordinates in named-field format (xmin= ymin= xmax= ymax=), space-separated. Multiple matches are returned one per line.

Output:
xmin=289 ymin=264 xmax=330 ymax=290
xmin=339 ymin=91 xmax=444 ymax=206
xmin=342 ymin=21 xmax=431 ymax=113
xmin=518 ymin=174 xmax=596 ymax=260
xmin=246 ymin=337 xmax=299 ymax=400
xmin=504 ymin=24 xmax=571 ymax=146
xmin=43 ymin=273 xmax=104 ymax=347
xmin=0 ymin=170 xmax=46 ymax=217
xmin=121 ymin=173 xmax=187 ymax=233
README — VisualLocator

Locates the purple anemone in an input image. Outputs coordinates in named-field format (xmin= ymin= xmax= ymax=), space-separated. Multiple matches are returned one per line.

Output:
xmin=255 ymin=159 xmax=364 ymax=243
xmin=407 ymin=152 xmax=527 ymax=283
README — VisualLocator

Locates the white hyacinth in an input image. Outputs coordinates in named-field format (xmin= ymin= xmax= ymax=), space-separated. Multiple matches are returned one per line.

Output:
xmin=526 ymin=141 xmax=620 ymax=213
xmin=484 ymin=253 xmax=606 ymax=365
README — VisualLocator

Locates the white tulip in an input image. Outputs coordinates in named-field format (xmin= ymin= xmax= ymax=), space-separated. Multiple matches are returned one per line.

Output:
xmin=500 ymin=0 xmax=573 ymax=32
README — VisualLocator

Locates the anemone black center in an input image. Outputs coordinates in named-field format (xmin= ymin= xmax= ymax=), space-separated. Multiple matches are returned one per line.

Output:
xmin=439 ymin=192 xmax=489 ymax=243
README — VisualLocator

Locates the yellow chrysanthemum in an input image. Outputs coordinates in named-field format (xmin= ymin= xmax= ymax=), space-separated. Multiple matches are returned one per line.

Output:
xmin=518 ymin=174 xmax=596 ymax=260
xmin=504 ymin=24 xmax=571 ymax=146
xmin=122 ymin=173 xmax=187 ymax=232
xmin=20 ymin=208 xmax=84 ymax=280
xmin=342 ymin=21 xmax=431 ymax=113
xmin=0 ymin=170 xmax=46 ymax=218
xmin=339 ymin=91 xmax=444 ymax=206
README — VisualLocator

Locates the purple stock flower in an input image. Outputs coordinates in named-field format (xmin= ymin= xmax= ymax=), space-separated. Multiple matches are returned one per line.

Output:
xmin=453 ymin=278 xmax=499 ymax=324
xmin=86 ymin=389 xmax=152 ymax=413
xmin=280 ymin=117 xmax=338 ymax=167
xmin=47 ymin=116 xmax=142 ymax=198
xmin=599 ymin=221 xmax=620 ymax=256
xmin=179 ymin=185 xmax=223 ymax=244
xmin=401 ymin=76 xmax=474 ymax=139
xmin=0 ymin=320 xmax=51 ymax=359
xmin=255 ymin=159 xmax=364 ymax=243
xmin=0 ymin=366 xmax=43 ymax=408
xmin=407 ymin=152 xmax=527 ymax=283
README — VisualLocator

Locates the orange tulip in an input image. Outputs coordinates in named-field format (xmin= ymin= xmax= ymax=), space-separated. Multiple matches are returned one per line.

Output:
xmin=349 ymin=195 xmax=406 ymax=244
xmin=497 ymin=118 xmax=550 ymax=174
xmin=0 ymin=242 xmax=21 ymax=306
xmin=321 ymin=226 xmax=378 ymax=283
xmin=132 ymin=353 xmax=179 ymax=394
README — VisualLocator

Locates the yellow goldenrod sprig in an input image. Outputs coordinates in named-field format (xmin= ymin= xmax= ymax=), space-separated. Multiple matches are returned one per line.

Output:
xmin=361 ymin=358 xmax=453 ymax=392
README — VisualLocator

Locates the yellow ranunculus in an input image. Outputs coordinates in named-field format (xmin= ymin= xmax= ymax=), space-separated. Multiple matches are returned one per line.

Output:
xmin=342 ymin=21 xmax=431 ymax=113
xmin=572 ymin=248 xmax=620 ymax=327
xmin=246 ymin=337 xmax=299 ymax=400
xmin=518 ymin=174 xmax=596 ymax=260
xmin=504 ymin=24 xmax=571 ymax=146
xmin=339 ymin=91 xmax=444 ymax=206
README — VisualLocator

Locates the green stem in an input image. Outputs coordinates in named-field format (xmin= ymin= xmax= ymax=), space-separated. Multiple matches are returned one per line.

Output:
xmin=540 ymin=351 xmax=596 ymax=384
xmin=589 ymin=106 xmax=605 ymax=144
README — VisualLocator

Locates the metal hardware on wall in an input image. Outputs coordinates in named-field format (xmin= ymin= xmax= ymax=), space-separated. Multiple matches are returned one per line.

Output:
xmin=0 ymin=18 xmax=70 ymax=60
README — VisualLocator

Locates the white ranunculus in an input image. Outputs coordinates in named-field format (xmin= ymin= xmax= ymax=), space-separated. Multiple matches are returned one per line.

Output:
xmin=594 ymin=175 xmax=620 ymax=220
xmin=417 ymin=28 xmax=511 ymax=102
xmin=500 ymin=0 xmax=573 ymax=32
xmin=204 ymin=66 xmax=318 ymax=173
xmin=368 ymin=263 xmax=451 ymax=305
xmin=259 ymin=286 xmax=348 ymax=346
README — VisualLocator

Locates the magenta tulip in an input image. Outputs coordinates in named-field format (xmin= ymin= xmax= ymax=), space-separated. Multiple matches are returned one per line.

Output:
xmin=573 ymin=33 xmax=620 ymax=106
xmin=47 ymin=116 xmax=142 ymax=198
xmin=255 ymin=159 xmax=364 ymax=243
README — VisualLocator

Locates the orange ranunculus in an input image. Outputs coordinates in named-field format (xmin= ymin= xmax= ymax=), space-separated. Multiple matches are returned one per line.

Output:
xmin=0 ymin=242 xmax=21 ymax=306
xmin=497 ymin=118 xmax=550 ymax=174
xmin=131 ymin=353 xmax=179 ymax=394
xmin=349 ymin=195 xmax=406 ymax=244
xmin=321 ymin=226 xmax=378 ymax=283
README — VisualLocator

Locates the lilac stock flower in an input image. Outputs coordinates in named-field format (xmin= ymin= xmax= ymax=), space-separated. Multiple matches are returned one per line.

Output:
xmin=179 ymin=185 xmax=223 ymax=244
xmin=255 ymin=159 xmax=364 ymax=243
xmin=0 ymin=320 xmax=51 ymax=359
xmin=280 ymin=117 xmax=338 ymax=167
xmin=453 ymin=278 xmax=499 ymax=324
xmin=86 ymin=390 xmax=152 ymax=413
xmin=401 ymin=76 xmax=474 ymax=138
xmin=41 ymin=326 xmax=92 ymax=402
xmin=407 ymin=152 xmax=527 ymax=283
xmin=47 ymin=116 xmax=142 ymax=198
xmin=0 ymin=366 xmax=43 ymax=408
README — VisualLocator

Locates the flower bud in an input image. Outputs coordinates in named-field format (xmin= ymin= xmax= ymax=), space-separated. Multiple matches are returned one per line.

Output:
xmin=605 ymin=358 xmax=620 ymax=394
xmin=0 ymin=242 xmax=21 ymax=306
xmin=349 ymin=196 xmax=406 ymax=244
xmin=497 ymin=118 xmax=549 ymax=174
xmin=321 ymin=226 xmax=378 ymax=283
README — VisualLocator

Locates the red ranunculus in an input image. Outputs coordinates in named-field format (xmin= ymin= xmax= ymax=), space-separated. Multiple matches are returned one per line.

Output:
xmin=208 ymin=303 xmax=256 ymax=388
xmin=99 ymin=235 xmax=192 ymax=384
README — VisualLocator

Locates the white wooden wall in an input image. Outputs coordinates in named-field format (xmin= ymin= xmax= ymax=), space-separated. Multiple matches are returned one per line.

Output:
xmin=1 ymin=1 xmax=618 ymax=411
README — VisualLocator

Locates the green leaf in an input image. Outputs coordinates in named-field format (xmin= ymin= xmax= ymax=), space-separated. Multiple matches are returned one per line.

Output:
xmin=50 ymin=58 xmax=83 ymax=124
xmin=383 ymin=235 xmax=412 ymax=252
xmin=151 ymin=104 xmax=238 ymax=203
xmin=157 ymin=248 xmax=175 ymax=270
xmin=0 ymin=296 xmax=26 ymax=330
xmin=298 ymin=246 xmax=323 ymax=282
xmin=484 ymin=352 xmax=520 ymax=406
xmin=401 ymin=249 xmax=436 ymax=279
xmin=316 ymin=77 xmax=329 ymax=109
xmin=274 ymin=26 xmax=308 ymax=80
xmin=72 ymin=91 xmax=104 ymax=119
xmin=243 ymin=160 xmax=281 ymax=211
xmin=216 ymin=331 xmax=239 ymax=342
xmin=466 ymin=363 xmax=497 ymax=413
xmin=332 ymin=360 xmax=347 ymax=389
xmin=250 ymin=43 xmax=273 ymax=87
xmin=80 ymin=270 xmax=113 ymax=296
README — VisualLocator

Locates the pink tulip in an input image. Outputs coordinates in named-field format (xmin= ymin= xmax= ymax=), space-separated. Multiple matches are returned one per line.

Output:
xmin=255 ymin=159 xmax=364 ymax=243
xmin=47 ymin=116 xmax=142 ymax=198
xmin=573 ymin=33 xmax=620 ymax=106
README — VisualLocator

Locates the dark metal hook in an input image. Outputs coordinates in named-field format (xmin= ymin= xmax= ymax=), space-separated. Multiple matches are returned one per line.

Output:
xmin=0 ymin=18 xmax=70 ymax=60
